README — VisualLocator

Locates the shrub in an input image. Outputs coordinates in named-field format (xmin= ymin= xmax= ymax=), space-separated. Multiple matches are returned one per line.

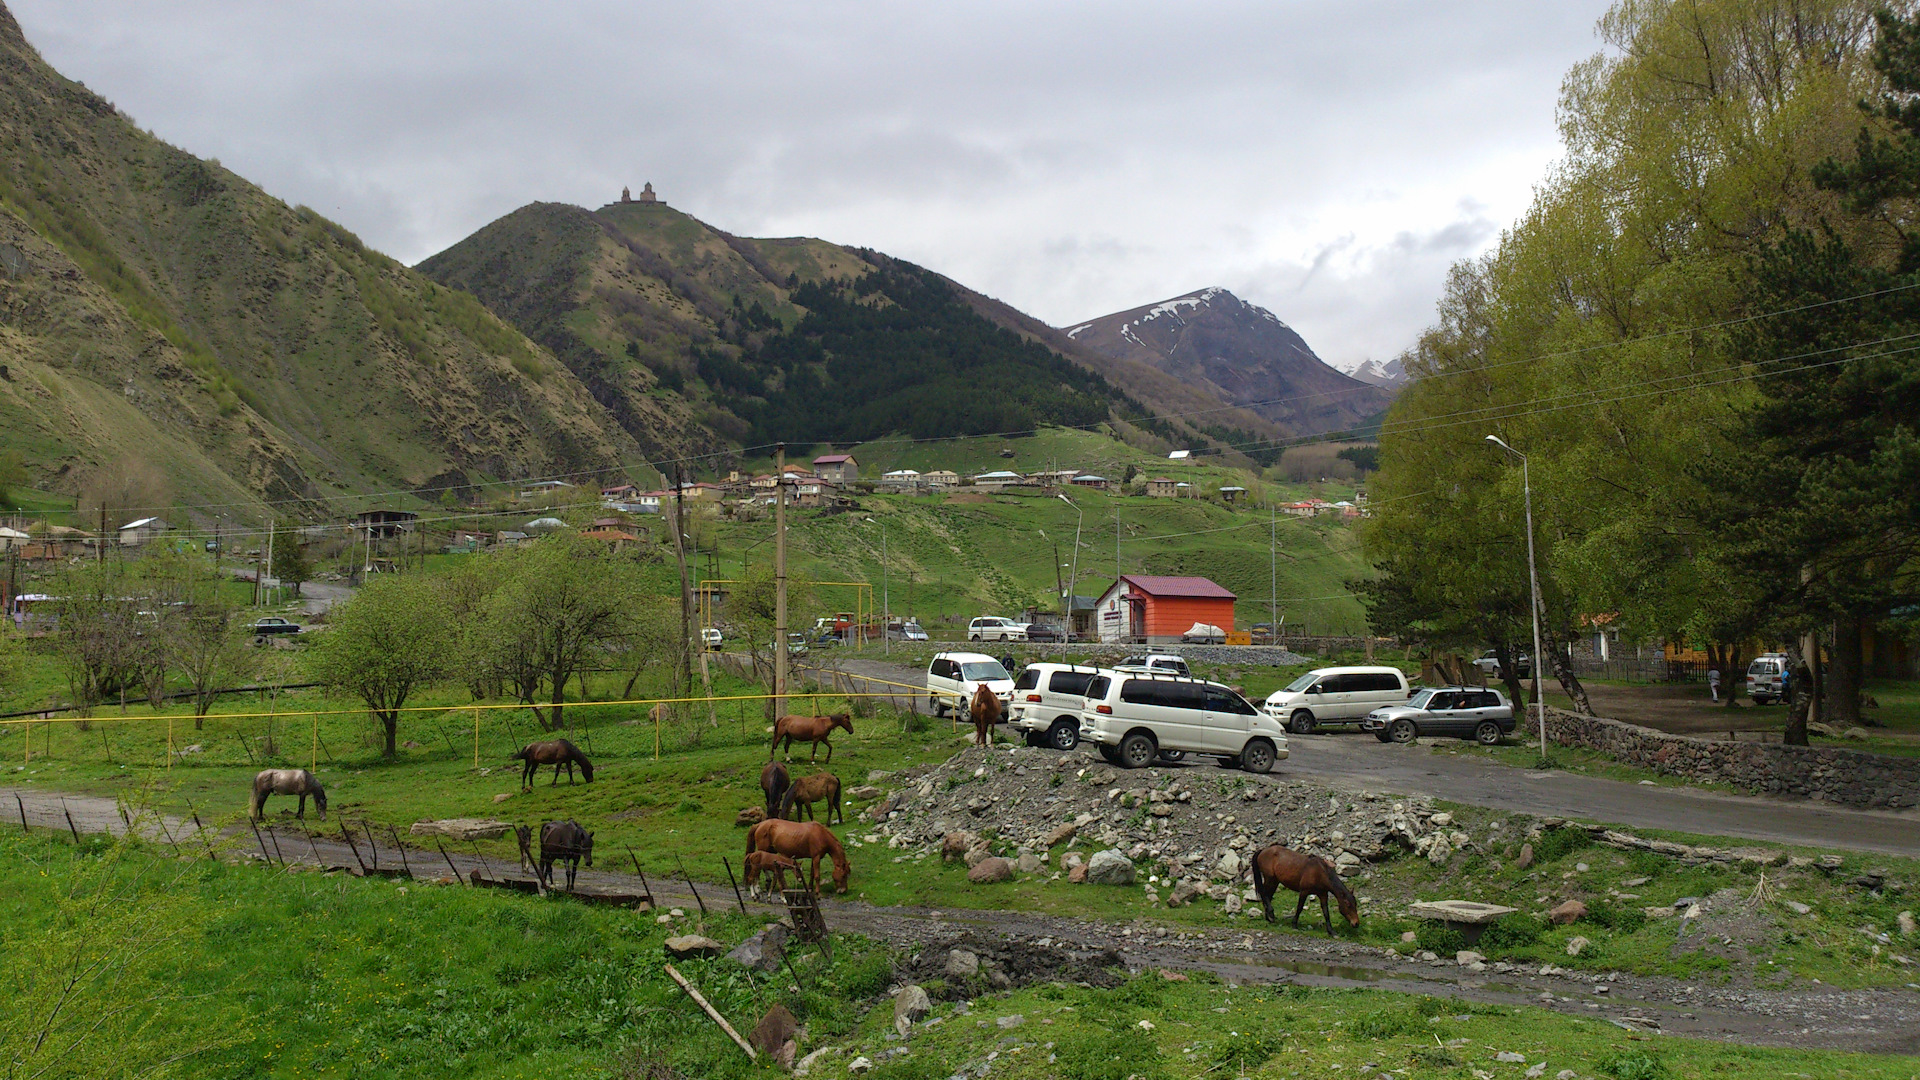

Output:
xmin=1347 ymin=1006 xmax=1426 ymax=1039
xmin=1209 ymin=1029 xmax=1288 ymax=1068
xmin=1598 ymin=1049 xmax=1670 ymax=1079
xmin=1532 ymin=826 xmax=1593 ymax=863
xmin=1414 ymin=923 xmax=1467 ymax=955
xmin=1480 ymin=914 xmax=1545 ymax=949
xmin=1055 ymin=1028 xmax=1169 ymax=1080
xmin=1584 ymin=900 xmax=1648 ymax=933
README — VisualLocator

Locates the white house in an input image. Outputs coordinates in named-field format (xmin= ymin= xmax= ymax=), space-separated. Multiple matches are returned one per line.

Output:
xmin=923 ymin=470 xmax=960 ymax=488
xmin=117 ymin=517 xmax=171 ymax=547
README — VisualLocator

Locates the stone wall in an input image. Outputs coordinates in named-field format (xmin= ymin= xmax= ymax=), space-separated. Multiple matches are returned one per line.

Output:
xmin=1542 ymin=708 xmax=1920 ymax=810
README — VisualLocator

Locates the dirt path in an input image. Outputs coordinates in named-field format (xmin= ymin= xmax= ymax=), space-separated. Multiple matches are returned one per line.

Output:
xmin=7 ymin=786 xmax=1915 ymax=1055
xmin=817 ymin=658 xmax=1920 ymax=856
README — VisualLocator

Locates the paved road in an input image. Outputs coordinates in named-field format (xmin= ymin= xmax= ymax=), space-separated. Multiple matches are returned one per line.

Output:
xmin=816 ymin=658 xmax=1920 ymax=856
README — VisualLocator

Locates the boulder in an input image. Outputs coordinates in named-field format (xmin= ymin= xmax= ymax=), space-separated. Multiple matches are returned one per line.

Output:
xmin=1067 ymin=864 xmax=1088 ymax=884
xmin=1043 ymin=822 xmax=1079 ymax=847
xmin=1549 ymin=900 xmax=1587 ymax=926
xmin=1167 ymin=881 xmax=1203 ymax=908
xmin=1015 ymin=853 xmax=1042 ymax=874
xmin=794 ymin=1046 xmax=837 ymax=1076
xmin=1456 ymin=950 xmax=1485 ymax=966
xmin=1514 ymin=843 xmax=1534 ymax=870
xmin=408 ymin=818 xmax=512 ymax=841
xmin=1429 ymin=812 xmax=1454 ymax=827
xmin=969 ymin=857 xmax=1015 ymax=884
xmin=941 ymin=832 xmax=977 ymax=861
xmin=963 ymin=843 xmax=994 ymax=868
xmin=1085 ymin=850 xmax=1137 ymax=886
xmin=1425 ymin=836 xmax=1453 ymax=865
xmin=893 ymin=984 xmax=932 ymax=1038
xmin=665 ymin=935 xmax=726 ymax=959
xmin=1215 ymin=851 xmax=1242 ymax=880
xmin=750 ymin=1004 xmax=799 ymax=1059
xmin=1899 ymin=910 xmax=1916 ymax=936
xmin=1222 ymin=893 xmax=1244 ymax=915
xmin=735 ymin=807 xmax=766 ymax=827
xmin=849 ymin=785 xmax=884 ymax=801
xmin=725 ymin=925 xmax=789 ymax=972
xmin=945 ymin=948 xmax=979 ymax=977
xmin=1334 ymin=851 xmax=1362 ymax=877
xmin=847 ymin=1056 xmax=873 ymax=1074
xmin=1565 ymin=936 xmax=1590 ymax=957
xmin=491 ymin=793 xmax=513 ymax=804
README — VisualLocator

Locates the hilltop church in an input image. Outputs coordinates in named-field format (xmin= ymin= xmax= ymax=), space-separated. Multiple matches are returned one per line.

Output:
xmin=617 ymin=182 xmax=661 ymax=205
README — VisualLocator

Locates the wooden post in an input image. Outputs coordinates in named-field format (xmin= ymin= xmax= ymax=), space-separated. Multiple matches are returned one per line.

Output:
xmin=311 ymin=713 xmax=318 ymax=772
xmin=663 ymin=964 xmax=757 ymax=1061
xmin=473 ymin=707 xmax=480 ymax=770
xmin=167 ymin=716 xmax=174 ymax=771
xmin=723 ymin=855 xmax=749 ymax=917
xmin=775 ymin=443 xmax=788 ymax=719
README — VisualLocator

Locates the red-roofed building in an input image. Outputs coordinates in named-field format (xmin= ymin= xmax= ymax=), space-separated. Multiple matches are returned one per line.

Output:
xmin=1093 ymin=574 xmax=1237 ymax=644
xmin=812 ymin=454 xmax=859 ymax=483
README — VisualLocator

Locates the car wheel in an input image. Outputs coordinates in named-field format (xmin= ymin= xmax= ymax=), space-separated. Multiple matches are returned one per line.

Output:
xmin=1288 ymin=710 xmax=1317 ymax=735
xmin=1214 ymin=756 xmax=1238 ymax=768
xmin=1241 ymin=738 xmax=1277 ymax=774
xmin=1388 ymin=718 xmax=1418 ymax=744
xmin=1118 ymin=732 xmax=1157 ymax=769
xmin=1047 ymin=720 xmax=1079 ymax=751
xmin=931 ymin=696 xmax=947 ymax=718
xmin=1157 ymin=749 xmax=1187 ymax=763
xmin=1374 ymin=731 xmax=1393 ymax=743
xmin=1097 ymin=743 xmax=1122 ymax=765
xmin=1474 ymin=721 xmax=1503 ymax=746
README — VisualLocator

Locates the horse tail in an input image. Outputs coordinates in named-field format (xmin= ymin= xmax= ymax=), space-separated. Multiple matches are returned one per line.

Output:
xmin=769 ymin=717 xmax=783 ymax=757
xmin=829 ymin=779 xmax=842 ymax=824
xmin=778 ymin=785 xmax=797 ymax=821
xmin=1250 ymin=845 xmax=1269 ymax=897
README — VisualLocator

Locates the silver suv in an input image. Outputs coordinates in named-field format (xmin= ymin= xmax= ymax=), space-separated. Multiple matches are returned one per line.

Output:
xmin=1080 ymin=671 xmax=1287 ymax=772
xmin=1362 ymin=687 xmax=1513 ymax=744
xmin=1008 ymin=663 xmax=1099 ymax=750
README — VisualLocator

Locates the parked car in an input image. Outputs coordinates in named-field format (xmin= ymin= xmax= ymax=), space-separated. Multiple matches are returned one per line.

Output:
xmin=1116 ymin=654 xmax=1191 ymax=677
xmin=1471 ymin=649 xmax=1532 ymax=680
xmin=1008 ymin=663 xmax=1100 ymax=750
xmin=888 ymin=620 xmax=929 ymax=642
xmin=1023 ymin=622 xmax=1067 ymax=643
xmin=1747 ymin=653 xmax=1790 ymax=704
xmin=1180 ymin=622 xmax=1226 ymax=644
xmin=250 ymin=617 xmax=302 ymax=636
xmin=700 ymin=628 xmax=724 ymax=651
xmin=777 ymin=632 xmax=809 ymax=657
xmin=1362 ymin=686 xmax=1514 ymax=744
xmin=926 ymin=652 xmax=1015 ymax=716
xmin=1263 ymin=666 xmax=1411 ymax=733
xmin=967 ymin=616 xmax=1029 ymax=642
xmin=1249 ymin=623 xmax=1278 ymax=645
xmin=1079 ymin=671 xmax=1287 ymax=772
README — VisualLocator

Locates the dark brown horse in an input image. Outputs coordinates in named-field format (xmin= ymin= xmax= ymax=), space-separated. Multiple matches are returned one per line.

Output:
xmin=746 ymin=818 xmax=850 ymax=894
xmin=779 ymin=772 xmax=843 ymax=825
xmin=511 ymin=739 xmax=595 ymax=790
xmin=513 ymin=824 xmax=534 ymax=873
xmin=249 ymin=768 xmax=327 ymax=821
xmin=771 ymin=713 xmax=852 ymax=763
xmin=1251 ymin=843 xmax=1359 ymax=936
xmin=968 ymin=685 xmax=1002 ymax=747
xmin=744 ymin=850 xmax=801 ymax=897
xmin=538 ymin=819 xmax=594 ymax=891
xmin=760 ymin=760 xmax=791 ymax=819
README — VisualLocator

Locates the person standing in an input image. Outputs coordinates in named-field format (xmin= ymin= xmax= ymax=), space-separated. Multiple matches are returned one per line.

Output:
xmin=1779 ymin=664 xmax=1793 ymax=707
xmin=1707 ymin=666 xmax=1721 ymax=702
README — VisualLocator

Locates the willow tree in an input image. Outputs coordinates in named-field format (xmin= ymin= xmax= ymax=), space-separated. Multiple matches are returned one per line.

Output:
xmin=1369 ymin=0 xmax=1887 ymax=702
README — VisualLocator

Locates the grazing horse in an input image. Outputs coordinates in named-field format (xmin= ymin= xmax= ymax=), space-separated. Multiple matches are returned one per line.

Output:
xmin=537 ymin=819 xmax=594 ymax=891
xmin=511 ymin=739 xmax=595 ymax=790
xmin=249 ymin=768 xmax=327 ymax=822
xmin=744 ymin=850 xmax=801 ymax=897
xmin=771 ymin=713 xmax=853 ymax=763
xmin=969 ymin=684 xmax=1002 ymax=747
xmin=779 ymin=772 xmax=843 ymax=825
xmin=1250 ymin=843 xmax=1359 ymax=936
xmin=760 ymin=760 xmax=791 ymax=820
xmin=513 ymin=824 xmax=534 ymax=873
xmin=746 ymin=819 xmax=850 ymax=894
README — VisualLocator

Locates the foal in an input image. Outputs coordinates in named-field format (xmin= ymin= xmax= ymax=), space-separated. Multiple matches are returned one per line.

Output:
xmin=778 ymin=772 xmax=843 ymax=825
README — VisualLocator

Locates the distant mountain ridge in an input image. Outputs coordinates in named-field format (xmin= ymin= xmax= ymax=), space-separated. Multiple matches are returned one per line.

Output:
xmin=1065 ymin=288 xmax=1392 ymax=437
xmin=1345 ymin=356 xmax=1409 ymax=389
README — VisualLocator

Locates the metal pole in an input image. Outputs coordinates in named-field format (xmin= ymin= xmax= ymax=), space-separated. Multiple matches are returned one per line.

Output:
xmin=1521 ymin=454 xmax=1547 ymax=761
xmin=881 ymin=523 xmax=889 ymax=656
xmin=1270 ymin=503 xmax=1278 ymax=644
xmin=774 ymin=444 xmax=788 ymax=719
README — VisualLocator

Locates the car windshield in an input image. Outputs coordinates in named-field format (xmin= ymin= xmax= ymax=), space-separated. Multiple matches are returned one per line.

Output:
xmin=961 ymin=661 xmax=1009 ymax=682
xmin=1284 ymin=673 xmax=1319 ymax=693
xmin=1407 ymin=688 xmax=1438 ymax=708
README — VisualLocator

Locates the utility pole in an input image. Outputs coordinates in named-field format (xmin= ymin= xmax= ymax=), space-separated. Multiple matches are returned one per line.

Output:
xmin=774 ymin=443 xmax=789 ymax=718
xmin=98 ymin=504 xmax=107 ymax=566
xmin=1270 ymin=503 xmax=1278 ymax=646
xmin=264 ymin=520 xmax=275 ymax=604
xmin=669 ymin=468 xmax=696 ymax=697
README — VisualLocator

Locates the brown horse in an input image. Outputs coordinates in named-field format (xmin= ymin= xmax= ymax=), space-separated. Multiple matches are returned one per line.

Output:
xmin=969 ymin=684 xmax=1002 ymax=746
xmin=779 ymin=772 xmax=843 ymax=825
xmin=249 ymin=768 xmax=327 ymax=821
xmin=511 ymin=739 xmax=595 ymax=790
xmin=538 ymin=819 xmax=594 ymax=891
xmin=744 ymin=850 xmax=801 ymax=897
xmin=760 ymin=760 xmax=791 ymax=819
xmin=513 ymin=824 xmax=534 ymax=873
xmin=1250 ymin=843 xmax=1359 ymax=936
xmin=746 ymin=818 xmax=850 ymax=894
xmin=771 ymin=713 xmax=852 ymax=763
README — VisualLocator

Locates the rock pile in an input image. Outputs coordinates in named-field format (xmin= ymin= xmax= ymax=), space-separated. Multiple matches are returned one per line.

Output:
xmin=893 ymin=931 xmax=1126 ymax=994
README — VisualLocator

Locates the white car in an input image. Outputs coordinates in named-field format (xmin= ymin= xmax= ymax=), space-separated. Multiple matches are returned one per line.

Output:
xmin=1116 ymin=653 xmax=1191 ymax=677
xmin=1263 ymin=666 xmax=1411 ymax=734
xmin=1080 ymin=671 xmax=1286 ymax=772
xmin=967 ymin=616 xmax=1029 ymax=642
xmin=700 ymin=628 xmax=724 ymax=651
xmin=926 ymin=652 xmax=1015 ymax=716
xmin=1008 ymin=663 xmax=1100 ymax=750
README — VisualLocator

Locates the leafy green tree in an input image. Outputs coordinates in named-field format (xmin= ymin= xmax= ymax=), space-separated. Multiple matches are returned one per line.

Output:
xmin=310 ymin=574 xmax=453 ymax=756
xmin=270 ymin=530 xmax=313 ymax=597
xmin=478 ymin=536 xmax=643 ymax=730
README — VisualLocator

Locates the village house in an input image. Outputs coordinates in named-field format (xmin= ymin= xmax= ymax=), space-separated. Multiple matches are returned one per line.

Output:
xmin=812 ymin=454 xmax=859 ymax=484
xmin=1093 ymin=574 xmax=1238 ymax=645
xmin=971 ymin=470 xmax=1023 ymax=490
xmin=352 ymin=509 xmax=418 ymax=540
xmin=1070 ymin=474 xmax=1111 ymax=491
xmin=117 ymin=517 xmax=171 ymax=547
xmin=0 ymin=525 xmax=28 ymax=552
xmin=923 ymin=469 xmax=960 ymax=488
xmin=517 ymin=479 xmax=576 ymax=500
xmin=878 ymin=469 xmax=922 ymax=491
xmin=1219 ymin=486 xmax=1246 ymax=503
xmin=1146 ymin=477 xmax=1179 ymax=498
xmin=1027 ymin=468 xmax=1078 ymax=488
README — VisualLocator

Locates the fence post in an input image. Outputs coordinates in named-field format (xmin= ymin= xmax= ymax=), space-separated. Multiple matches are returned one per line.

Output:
xmin=473 ymin=707 xmax=480 ymax=770
xmin=311 ymin=713 xmax=318 ymax=772
xmin=654 ymin=703 xmax=662 ymax=761
xmin=167 ymin=716 xmax=174 ymax=771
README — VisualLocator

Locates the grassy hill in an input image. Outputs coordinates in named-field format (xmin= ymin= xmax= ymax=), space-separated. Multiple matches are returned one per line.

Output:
xmin=0 ymin=4 xmax=644 ymax=520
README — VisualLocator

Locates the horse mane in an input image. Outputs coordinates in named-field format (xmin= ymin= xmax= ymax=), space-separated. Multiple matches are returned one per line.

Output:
xmin=1320 ymin=856 xmax=1356 ymax=902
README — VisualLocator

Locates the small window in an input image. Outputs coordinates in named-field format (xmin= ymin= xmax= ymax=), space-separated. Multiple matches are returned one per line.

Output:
xmin=1012 ymin=668 xmax=1040 ymax=691
xmin=1205 ymin=687 xmax=1257 ymax=715
xmin=1049 ymin=671 xmax=1095 ymax=697
xmin=1474 ymin=691 xmax=1501 ymax=708
xmin=1121 ymin=680 xmax=1203 ymax=710
xmin=1355 ymin=673 xmax=1399 ymax=693
xmin=931 ymin=659 xmax=954 ymax=678
xmin=1320 ymin=674 xmax=1356 ymax=693
xmin=1085 ymin=676 xmax=1111 ymax=700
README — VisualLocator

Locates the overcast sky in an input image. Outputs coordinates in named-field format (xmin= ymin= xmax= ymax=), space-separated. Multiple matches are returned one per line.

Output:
xmin=12 ymin=1 xmax=1612 ymax=371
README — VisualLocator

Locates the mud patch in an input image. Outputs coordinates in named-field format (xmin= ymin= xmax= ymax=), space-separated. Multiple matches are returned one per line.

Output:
xmin=897 ymin=931 xmax=1126 ymax=997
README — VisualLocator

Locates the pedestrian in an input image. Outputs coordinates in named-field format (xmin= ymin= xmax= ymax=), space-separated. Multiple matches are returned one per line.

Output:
xmin=1707 ymin=667 xmax=1721 ymax=702
xmin=1779 ymin=664 xmax=1793 ymax=706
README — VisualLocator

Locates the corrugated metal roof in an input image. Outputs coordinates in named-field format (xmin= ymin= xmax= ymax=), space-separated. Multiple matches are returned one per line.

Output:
xmin=1121 ymin=575 xmax=1237 ymax=600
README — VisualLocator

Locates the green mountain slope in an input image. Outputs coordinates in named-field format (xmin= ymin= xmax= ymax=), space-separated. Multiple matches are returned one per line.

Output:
xmin=0 ymin=4 xmax=642 ymax=516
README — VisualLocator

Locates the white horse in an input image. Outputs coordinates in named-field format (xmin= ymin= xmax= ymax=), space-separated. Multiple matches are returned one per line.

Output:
xmin=250 ymin=768 xmax=327 ymax=821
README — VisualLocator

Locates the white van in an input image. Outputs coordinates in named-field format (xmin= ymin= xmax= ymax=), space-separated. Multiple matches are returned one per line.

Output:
xmin=926 ymin=652 xmax=1015 ymax=716
xmin=1008 ymin=663 xmax=1100 ymax=750
xmin=1746 ymin=653 xmax=1789 ymax=705
xmin=1263 ymin=666 xmax=1411 ymax=734
xmin=1080 ymin=672 xmax=1287 ymax=772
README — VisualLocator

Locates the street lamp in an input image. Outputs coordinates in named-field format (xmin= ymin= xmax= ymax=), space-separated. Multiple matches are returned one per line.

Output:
xmin=1057 ymin=494 xmax=1082 ymax=662
xmin=864 ymin=517 xmax=888 ymax=654
xmin=1486 ymin=435 xmax=1547 ymax=761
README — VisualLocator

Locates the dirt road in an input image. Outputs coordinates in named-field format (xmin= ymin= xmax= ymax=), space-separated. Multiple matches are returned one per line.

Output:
xmin=817 ymin=658 xmax=1920 ymax=857
xmin=6 ymin=786 xmax=1914 ymax=1055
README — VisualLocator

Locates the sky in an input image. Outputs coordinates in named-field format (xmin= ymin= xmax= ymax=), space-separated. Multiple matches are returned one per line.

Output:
xmin=11 ymin=0 xmax=1614 ymax=372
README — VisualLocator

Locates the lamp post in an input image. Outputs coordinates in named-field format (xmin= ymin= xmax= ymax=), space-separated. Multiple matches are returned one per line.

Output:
xmin=1486 ymin=435 xmax=1547 ymax=761
xmin=1057 ymin=494 xmax=1082 ymax=663
xmin=864 ymin=516 xmax=888 ymax=655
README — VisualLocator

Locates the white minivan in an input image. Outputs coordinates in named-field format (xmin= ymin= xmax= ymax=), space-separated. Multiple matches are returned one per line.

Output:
xmin=1080 ymin=671 xmax=1287 ymax=772
xmin=1008 ymin=663 xmax=1100 ymax=750
xmin=926 ymin=652 xmax=1015 ymax=716
xmin=1263 ymin=666 xmax=1411 ymax=734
